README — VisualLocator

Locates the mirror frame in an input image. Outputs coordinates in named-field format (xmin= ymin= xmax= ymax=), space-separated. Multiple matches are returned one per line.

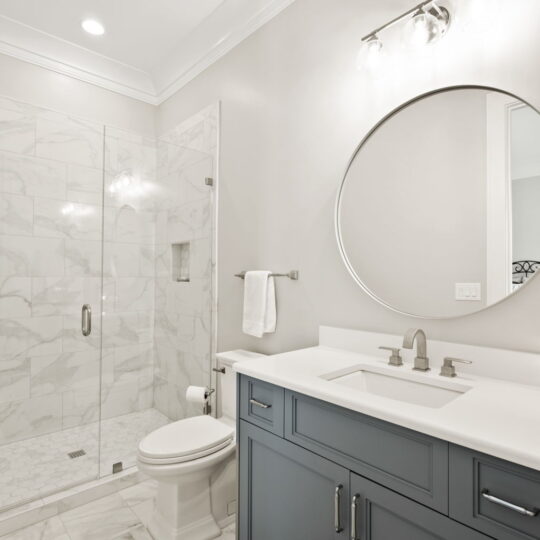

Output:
xmin=335 ymin=84 xmax=540 ymax=319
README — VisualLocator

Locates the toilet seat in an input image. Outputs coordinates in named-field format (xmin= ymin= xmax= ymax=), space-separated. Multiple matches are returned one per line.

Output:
xmin=138 ymin=415 xmax=235 ymax=465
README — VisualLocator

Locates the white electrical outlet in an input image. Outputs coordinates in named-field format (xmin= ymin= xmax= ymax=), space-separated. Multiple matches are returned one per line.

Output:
xmin=455 ymin=283 xmax=481 ymax=301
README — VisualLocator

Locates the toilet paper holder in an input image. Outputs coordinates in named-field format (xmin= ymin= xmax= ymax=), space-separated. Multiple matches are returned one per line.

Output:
xmin=203 ymin=388 xmax=215 ymax=415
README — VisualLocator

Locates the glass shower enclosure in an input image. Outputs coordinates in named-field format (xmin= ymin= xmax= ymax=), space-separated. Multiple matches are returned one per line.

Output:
xmin=0 ymin=96 xmax=217 ymax=512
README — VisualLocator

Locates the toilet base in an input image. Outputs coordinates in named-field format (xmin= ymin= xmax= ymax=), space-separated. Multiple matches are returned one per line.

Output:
xmin=146 ymin=467 xmax=222 ymax=540
xmin=148 ymin=513 xmax=221 ymax=540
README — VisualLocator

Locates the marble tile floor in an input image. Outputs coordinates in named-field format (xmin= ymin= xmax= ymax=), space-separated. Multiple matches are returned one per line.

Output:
xmin=0 ymin=480 xmax=236 ymax=539
xmin=0 ymin=409 xmax=169 ymax=511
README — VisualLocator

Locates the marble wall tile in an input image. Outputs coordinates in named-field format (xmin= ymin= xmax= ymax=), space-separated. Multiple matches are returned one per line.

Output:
xmin=62 ymin=315 xmax=101 ymax=353
xmin=0 ymin=316 xmax=63 ymax=358
xmin=102 ymin=312 xmax=144 ymax=349
xmin=0 ymin=193 xmax=33 ymax=236
xmin=1 ymin=153 xmax=67 ymax=199
xmin=34 ymin=198 xmax=102 ymax=241
xmin=62 ymin=386 xmax=100 ymax=429
xmin=166 ymin=198 xmax=212 ymax=242
xmin=35 ymin=116 xmax=103 ymax=168
xmin=139 ymin=245 xmax=155 ymax=278
xmin=104 ymin=206 xmax=155 ymax=245
xmin=0 ymin=277 xmax=32 ymax=318
xmin=0 ymin=357 xmax=30 ymax=404
xmin=0 ymin=237 xmax=65 ymax=277
xmin=115 ymin=278 xmax=154 ymax=312
xmin=152 ymin=104 xmax=217 ymax=419
xmin=101 ymin=381 xmax=140 ymax=420
xmin=30 ymin=277 xmax=101 ymax=317
xmin=190 ymin=237 xmax=213 ymax=279
xmin=105 ymin=137 xmax=156 ymax=178
xmin=30 ymin=351 xmax=100 ymax=397
xmin=64 ymin=240 xmax=102 ymax=277
xmin=103 ymin=243 xmax=140 ymax=278
xmin=0 ymin=108 xmax=35 ymax=155
xmin=0 ymin=394 xmax=62 ymax=444
xmin=152 ymin=375 xmax=185 ymax=421
xmin=67 ymin=165 xmax=103 ymax=205
xmin=112 ymin=344 xmax=152 ymax=385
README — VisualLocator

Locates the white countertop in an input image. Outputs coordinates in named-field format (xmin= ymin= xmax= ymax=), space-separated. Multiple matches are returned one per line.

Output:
xmin=234 ymin=345 xmax=540 ymax=472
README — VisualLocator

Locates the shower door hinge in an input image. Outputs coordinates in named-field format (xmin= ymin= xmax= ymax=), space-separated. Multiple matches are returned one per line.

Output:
xmin=205 ymin=177 xmax=214 ymax=187
xmin=112 ymin=462 xmax=123 ymax=474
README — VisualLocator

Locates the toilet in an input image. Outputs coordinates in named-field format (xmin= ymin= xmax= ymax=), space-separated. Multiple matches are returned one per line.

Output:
xmin=137 ymin=350 xmax=264 ymax=540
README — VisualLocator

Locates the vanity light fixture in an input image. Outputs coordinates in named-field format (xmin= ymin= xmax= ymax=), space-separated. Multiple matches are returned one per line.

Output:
xmin=81 ymin=18 xmax=105 ymax=36
xmin=358 ymin=0 xmax=450 ymax=67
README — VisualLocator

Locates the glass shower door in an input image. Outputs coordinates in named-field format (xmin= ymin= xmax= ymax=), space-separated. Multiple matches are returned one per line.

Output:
xmin=0 ymin=97 xmax=104 ymax=510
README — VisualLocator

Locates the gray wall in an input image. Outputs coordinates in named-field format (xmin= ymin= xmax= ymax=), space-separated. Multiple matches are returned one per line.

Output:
xmin=156 ymin=0 xmax=540 ymax=354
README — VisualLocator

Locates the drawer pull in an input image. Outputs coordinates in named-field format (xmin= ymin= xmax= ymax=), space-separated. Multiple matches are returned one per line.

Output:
xmin=351 ymin=494 xmax=360 ymax=540
xmin=334 ymin=485 xmax=343 ymax=533
xmin=481 ymin=489 xmax=538 ymax=517
xmin=249 ymin=398 xmax=272 ymax=409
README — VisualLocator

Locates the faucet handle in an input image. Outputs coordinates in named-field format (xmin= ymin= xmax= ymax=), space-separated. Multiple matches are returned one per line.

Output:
xmin=440 ymin=357 xmax=472 ymax=378
xmin=379 ymin=346 xmax=403 ymax=367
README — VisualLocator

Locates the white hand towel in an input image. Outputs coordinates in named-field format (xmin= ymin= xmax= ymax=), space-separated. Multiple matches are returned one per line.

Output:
xmin=242 ymin=271 xmax=276 ymax=338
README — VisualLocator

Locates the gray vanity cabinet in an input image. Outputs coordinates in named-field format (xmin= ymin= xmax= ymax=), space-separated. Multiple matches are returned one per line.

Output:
xmin=351 ymin=473 xmax=491 ymax=539
xmin=238 ymin=375 xmax=537 ymax=540
xmin=238 ymin=420 xmax=350 ymax=540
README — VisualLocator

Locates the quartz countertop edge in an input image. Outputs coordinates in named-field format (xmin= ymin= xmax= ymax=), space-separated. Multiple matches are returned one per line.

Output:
xmin=233 ymin=346 xmax=540 ymax=472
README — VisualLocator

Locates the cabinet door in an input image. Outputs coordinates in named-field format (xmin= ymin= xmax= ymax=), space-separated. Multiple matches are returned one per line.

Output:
xmin=350 ymin=473 xmax=491 ymax=540
xmin=239 ymin=420 xmax=350 ymax=540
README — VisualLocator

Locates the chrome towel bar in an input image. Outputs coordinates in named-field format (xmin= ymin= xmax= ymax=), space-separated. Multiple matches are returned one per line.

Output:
xmin=235 ymin=270 xmax=299 ymax=280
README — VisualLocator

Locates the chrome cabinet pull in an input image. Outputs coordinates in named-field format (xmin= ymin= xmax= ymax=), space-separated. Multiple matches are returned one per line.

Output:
xmin=351 ymin=494 xmax=360 ymax=540
xmin=249 ymin=398 xmax=271 ymax=409
xmin=81 ymin=304 xmax=92 ymax=336
xmin=482 ymin=490 xmax=538 ymax=517
xmin=334 ymin=485 xmax=344 ymax=533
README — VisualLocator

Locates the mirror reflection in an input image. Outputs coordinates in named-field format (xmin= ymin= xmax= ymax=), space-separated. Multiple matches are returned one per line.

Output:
xmin=337 ymin=87 xmax=540 ymax=318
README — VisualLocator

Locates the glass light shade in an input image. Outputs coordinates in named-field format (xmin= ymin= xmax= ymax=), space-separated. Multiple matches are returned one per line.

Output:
xmin=405 ymin=6 xmax=450 ymax=47
xmin=356 ymin=35 xmax=384 ymax=70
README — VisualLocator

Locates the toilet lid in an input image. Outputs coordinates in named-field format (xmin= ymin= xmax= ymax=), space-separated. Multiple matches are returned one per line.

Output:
xmin=138 ymin=415 xmax=235 ymax=460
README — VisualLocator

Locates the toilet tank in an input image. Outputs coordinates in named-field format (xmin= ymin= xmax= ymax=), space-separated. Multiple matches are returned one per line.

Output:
xmin=216 ymin=350 xmax=266 ymax=420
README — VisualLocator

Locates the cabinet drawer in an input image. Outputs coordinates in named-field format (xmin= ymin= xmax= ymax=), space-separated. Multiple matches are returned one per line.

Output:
xmin=450 ymin=445 xmax=540 ymax=540
xmin=285 ymin=391 xmax=449 ymax=513
xmin=351 ymin=473 xmax=491 ymax=540
xmin=239 ymin=376 xmax=284 ymax=436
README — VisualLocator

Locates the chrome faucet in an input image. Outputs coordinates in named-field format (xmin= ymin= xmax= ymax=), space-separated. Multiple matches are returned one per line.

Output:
xmin=402 ymin=328 xmax=430 ymax=371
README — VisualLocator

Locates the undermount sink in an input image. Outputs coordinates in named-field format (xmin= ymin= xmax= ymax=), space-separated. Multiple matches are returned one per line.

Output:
xmin=322 ymin=364 xmax=472 ymax=408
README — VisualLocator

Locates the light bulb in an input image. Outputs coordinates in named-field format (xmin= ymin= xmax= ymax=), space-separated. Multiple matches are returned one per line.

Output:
xmin=356 ymin=35 xmax=383 ymax=70
xmin=405 ymin=3 xmax=450 ymax=47
xmin=81 ymin=19 xmax=105 ymax=36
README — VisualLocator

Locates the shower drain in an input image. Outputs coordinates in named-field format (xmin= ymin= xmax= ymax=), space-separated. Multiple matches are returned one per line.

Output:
xmin=67 ymin=449 xmax=86 ymax=459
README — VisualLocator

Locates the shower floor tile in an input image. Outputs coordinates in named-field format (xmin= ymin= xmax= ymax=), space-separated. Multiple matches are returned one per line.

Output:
xmin=0 ymin=409 xmax=169 ymax=511
xmin=2 ymin=480 xmax=236 ymax=539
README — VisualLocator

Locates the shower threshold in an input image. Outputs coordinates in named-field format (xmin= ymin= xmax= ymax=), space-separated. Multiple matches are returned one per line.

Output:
xmin=0 ymin=408 xmax=169 ymax=526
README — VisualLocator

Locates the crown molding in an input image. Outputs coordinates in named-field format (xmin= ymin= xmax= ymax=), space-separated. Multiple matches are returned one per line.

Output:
xmin=155 ymin=0 xmax=297 ymax=104
xmin=0 ymin=0 xmax=296 ymax=106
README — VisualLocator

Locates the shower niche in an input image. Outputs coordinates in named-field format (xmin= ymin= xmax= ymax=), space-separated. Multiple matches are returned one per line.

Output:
xmin=172 ymin=242 xmax=191 ymax=283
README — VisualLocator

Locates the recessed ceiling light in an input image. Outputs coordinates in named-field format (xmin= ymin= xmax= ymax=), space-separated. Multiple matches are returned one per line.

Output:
xmin=81 ymin=19 xmax=105 ymax=36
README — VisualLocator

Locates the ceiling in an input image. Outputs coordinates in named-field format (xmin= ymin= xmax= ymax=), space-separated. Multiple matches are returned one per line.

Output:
xmin=0 ymin=0 xmax=295 ymax=104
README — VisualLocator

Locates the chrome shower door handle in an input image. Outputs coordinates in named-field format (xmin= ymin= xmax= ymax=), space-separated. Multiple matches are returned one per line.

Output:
xmin=334 ymin=485 xmax=344 ymax=533
xmin=351 ymin=494 xmax=360 ymax=540
xmin=81 ymin=304 xmax=92 ymax=336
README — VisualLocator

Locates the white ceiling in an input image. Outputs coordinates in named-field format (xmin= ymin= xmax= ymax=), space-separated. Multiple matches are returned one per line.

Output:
xmin=0 ymin=0 xmax=295 ymax=104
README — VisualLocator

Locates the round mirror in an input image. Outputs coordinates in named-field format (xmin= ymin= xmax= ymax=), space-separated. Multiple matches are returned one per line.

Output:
xmin=336 ymin=86 xmax=540 ymax=318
